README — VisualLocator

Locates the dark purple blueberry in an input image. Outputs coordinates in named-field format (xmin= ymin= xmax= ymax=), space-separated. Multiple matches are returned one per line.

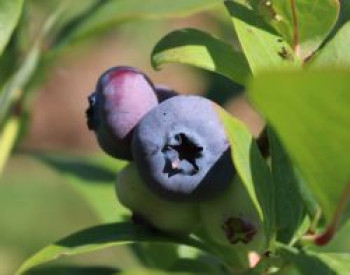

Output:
xmin=132 ymin=95 xmax=235 ymax=201
xmin=86 ymin=66 xmax=158 ymax=160
xmin=155 ymin=85 xmax=178 ymax=102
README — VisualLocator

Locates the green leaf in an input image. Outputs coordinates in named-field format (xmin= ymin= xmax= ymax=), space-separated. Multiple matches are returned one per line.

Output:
xmin=0 ymin=35 xmax=41 ymax=172
xmin=0 ymin=4 xmax=65 ymax=124
xmin=248 ymin=69 xmax=350 ymax=222
xmin=216 ymin=107 xmax=275 ymax=246
xmin=120 ymin=268 xmax=190 ymax=275
xmin=16 ymin=222 xmax=210 ymax=275
xmin=224 ymin=0 xmax=300 ymax=75
xmin=0 ymin=34 xmax=20 ymax=86
xmin=170 ymin=257 xmax=228 ymax=274
xmin=268 ymin=128 xmax=305 ymax=244
xmin=54 ymin=0 xmax=221 ymax=47
xmin=151 ymin=28 xmax=251 ymax=85
xmin=324 ymin=0 xmax=350 ymax=45
xmin=37 ymin=154 xmax=191 ymax=271
xmin=308 ymin=21 xmax=350 ymax=68
xmin=26 ymin=265 xmax=120 ymax=275
xmin=0 ymin=116 xmax=20 ymax=175
xmin=34 ymin=153 xmax=128 ymax=223
xmin=279 ymin=246 xmax=350 ymax=274
xmin=0 ymin=42 xmax=40 ymax=123
xmin=0 ymin=0 xmax=24 ymax=56
xmin=136 ymin=243 xmax=179 ymax=270
xmin=251 ymin=0 xmax=339 ymax=60
xmin=340 ymin=0 xmax=350 ymax=23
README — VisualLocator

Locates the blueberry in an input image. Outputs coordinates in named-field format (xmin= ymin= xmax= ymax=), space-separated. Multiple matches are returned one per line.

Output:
xmin=199 ymin=176 xmax=267 ymax=268
xmin=132 ymin=95 xmax=235 ymax=201
xmin=155 ymin=85 xmax=178 ymax=102
xmin=86 ymin=66 xmax=158 ymax=160
xmin=116 ymin=163 xmax=200 ymax=235
xmin=86 ymin=92 xmax=99 ymax=130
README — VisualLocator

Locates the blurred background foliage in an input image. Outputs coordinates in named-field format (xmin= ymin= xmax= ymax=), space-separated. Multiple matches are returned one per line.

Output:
xmin=0 ymin=0 xmax=349 ymax=274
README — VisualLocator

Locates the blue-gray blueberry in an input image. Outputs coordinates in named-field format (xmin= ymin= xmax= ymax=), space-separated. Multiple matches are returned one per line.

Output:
xmin=132 ymin=95 xmax=235 ymax=201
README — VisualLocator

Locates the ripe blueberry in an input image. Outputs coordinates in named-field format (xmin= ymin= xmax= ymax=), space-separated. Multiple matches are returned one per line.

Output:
xmin=132 ymin=95 xmax=235 ymax=201
xmin=86 ymin=66 xmax=158 ymax=160
xmin=116 ymin=163 xmax=200 ymax=235
xmin=155 ymin=85 xmax=178 ymax=102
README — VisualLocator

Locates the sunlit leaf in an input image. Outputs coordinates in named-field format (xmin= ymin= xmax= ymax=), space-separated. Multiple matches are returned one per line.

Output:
xmin=0 ymin=0 xmax=24 ymax=56
xmin=0 ymin=116 xmax=20 ymax=175
xmin=308 ymin=21 xmax=350 ymax=68
xmin=216 ymin=107 xmax=275 ymax=245
xmin=224 ymin=0 xmax=299 ymax=75
xmin=152 ymin=28 xmax=250 ymax=85
xmin=248 ymin=70 xmax=350 ymax=222
xmin=251 ymin=0 xmax=339 ymax=59
xmin=16 ymin=222 xmax=210 ymax=275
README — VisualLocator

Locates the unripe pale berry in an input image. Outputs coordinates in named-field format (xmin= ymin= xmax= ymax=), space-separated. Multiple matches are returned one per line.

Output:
xmin=116 ymin=163 xmax=200 ymax=235
xmin=199 ymin=176 xmax=267 ymax=268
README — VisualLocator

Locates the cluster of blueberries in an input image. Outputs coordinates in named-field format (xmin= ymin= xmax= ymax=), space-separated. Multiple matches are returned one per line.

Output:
xmin=86 ymin=66 xmax=235 ymax=201
xmin=86 ymin=66 xmax=264 ymax=258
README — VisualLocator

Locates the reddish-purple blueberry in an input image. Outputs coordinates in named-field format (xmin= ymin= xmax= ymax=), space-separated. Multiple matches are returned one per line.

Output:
xmin=86 ymin=66 xmax=158 ymax=159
